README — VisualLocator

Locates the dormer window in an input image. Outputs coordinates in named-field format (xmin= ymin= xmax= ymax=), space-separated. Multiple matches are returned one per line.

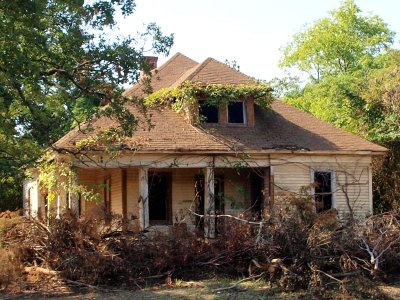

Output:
xmin=199 ymin=101 xmax=219 ymax=123
xmin=228 ymin=101 xmax=246 ymax=124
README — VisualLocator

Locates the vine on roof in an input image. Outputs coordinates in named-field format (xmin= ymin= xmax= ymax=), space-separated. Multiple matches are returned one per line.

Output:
xmin=144 ymin=81 xmax=274 ymax=124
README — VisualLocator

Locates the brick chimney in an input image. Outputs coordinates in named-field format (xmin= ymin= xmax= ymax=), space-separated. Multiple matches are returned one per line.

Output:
xmin=140 ymin=56 xmax=158 ymax=81
xmin=144 ymin=56 xmax=158 ymax=70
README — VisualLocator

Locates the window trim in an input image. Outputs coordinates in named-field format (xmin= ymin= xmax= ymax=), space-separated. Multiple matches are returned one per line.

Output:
xmin=227 ymin=101 xmax=247 ymax=125
xmin=310 ymin=168 xmax=336 ymax=212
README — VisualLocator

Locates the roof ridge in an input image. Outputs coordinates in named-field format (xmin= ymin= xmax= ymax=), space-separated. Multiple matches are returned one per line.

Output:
xmin=209 ymin=57 xmax=255 ymax=82
xmin=156 ymin=52 xmax=197 ymax=73
xmin=184 ymin=57 xmax=213 ymax=82
xmin=123 ymin=52 xmax=198 ymax=97
xmin=183 ymin=57 xmax=255 ymax=85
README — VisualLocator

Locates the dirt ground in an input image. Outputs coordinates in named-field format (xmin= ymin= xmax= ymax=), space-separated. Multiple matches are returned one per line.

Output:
xmin=2 ymin=276 xmax=400 ymax=300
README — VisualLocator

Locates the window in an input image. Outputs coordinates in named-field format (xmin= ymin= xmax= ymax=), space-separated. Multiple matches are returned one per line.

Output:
xmin=199 ymin=101 xmax=219 ymax=123
xmin=228 ymin=101 xmax=246 ymax=124
xmin=314 ymin=171 xmax=334 ymax=213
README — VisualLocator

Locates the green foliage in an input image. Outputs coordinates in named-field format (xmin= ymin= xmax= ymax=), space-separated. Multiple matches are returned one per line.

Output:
xmin=362 ymin=51 xmax=400 ymax=143
xmin=0 ymin=176 xmax=22 ymax=211
xmin=279 ymin=1 xmax=400 ymax=211
xmin=0 ymin=0 xmax=173 ymax=210
xmin=145 ymin=81 xmax=274 ymax=123
xmin=37 ymin=153 xmax=101 ymax=208
xmin=280 ymin=0 xmax=393 ymax=81
xmin=285 ymin=71 xmax=368 ymax=134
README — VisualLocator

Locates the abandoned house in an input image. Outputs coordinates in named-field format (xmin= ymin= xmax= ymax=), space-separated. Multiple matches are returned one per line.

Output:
xmin=23 ymin=53 xmax=387 ymax=237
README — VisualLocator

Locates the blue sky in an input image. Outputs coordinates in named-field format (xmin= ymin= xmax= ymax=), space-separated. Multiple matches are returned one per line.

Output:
xmin=116 ymin=0 xmax=400 ymax=81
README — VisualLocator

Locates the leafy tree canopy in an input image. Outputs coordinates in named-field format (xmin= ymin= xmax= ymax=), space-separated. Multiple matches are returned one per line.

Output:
xmin=280 ymin=0 xmax=394 ymax=81
xmin=0 ymin=0 xmax=173 ymax=209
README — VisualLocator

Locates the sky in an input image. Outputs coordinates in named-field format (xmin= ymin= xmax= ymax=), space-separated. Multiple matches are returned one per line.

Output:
xmin=116 ymin=0 xmax=400 ymax=82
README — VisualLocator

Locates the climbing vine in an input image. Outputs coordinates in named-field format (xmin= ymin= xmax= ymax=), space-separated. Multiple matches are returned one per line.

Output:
xmin=35 ymin=151 xmax=101 ymax=215
xmin=144 ymin=81 xmax=274 ymax=123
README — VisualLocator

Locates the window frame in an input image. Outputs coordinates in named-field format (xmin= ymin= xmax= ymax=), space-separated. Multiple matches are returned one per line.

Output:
xmin=311 ymin=169 xmax=336 ymax=212
xmin=227 ymin=100 xmax=247 ymax=125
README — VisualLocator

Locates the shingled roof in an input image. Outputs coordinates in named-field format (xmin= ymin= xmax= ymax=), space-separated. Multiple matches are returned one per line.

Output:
xmin=54 ymin=53 xmax=386 ymax=154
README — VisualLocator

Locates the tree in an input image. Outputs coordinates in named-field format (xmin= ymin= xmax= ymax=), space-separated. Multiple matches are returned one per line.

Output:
xmin=276 ymin=1 xmax=399 ymax=212
xmin=280 ymin=0 xmax=393 ymax=81
xmin=0 ymin=0 xmax=174 ymax=210
xmin=361 ymin=51 xmax=400 ymax=211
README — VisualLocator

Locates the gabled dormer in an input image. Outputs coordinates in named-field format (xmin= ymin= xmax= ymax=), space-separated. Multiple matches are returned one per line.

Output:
xmin=139 ymin=54 xmax=271 ymax=128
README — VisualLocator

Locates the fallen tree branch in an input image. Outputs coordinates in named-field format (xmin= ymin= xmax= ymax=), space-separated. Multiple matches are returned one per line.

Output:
xmin=24 ymin=266 xmax=59 ymax=275
xmin=316 ymin=269 xmax=343 ymax=283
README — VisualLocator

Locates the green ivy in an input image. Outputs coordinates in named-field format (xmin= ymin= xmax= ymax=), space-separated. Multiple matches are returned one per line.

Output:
xmin=144 ymin=81 xmax=274 ymax=123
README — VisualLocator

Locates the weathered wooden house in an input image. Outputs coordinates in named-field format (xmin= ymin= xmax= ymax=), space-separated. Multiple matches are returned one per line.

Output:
xmin=23 ymin=53 xmax=386 ymax=236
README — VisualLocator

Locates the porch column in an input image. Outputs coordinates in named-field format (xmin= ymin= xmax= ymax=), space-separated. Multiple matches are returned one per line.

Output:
xmin=263 ymin=166 xmax=274 ymax=210
xmin=26 ymin=177 xmax=40 ymax=219
xmin=56 ymin=194 xmax=61 ymax=219
xmin=139 ymin=167 xmax=149 ymax=230
xmin=68 ymin=176 xmax=79 ymax=216
xmin=204 ymin=167 xmax=216 ymax=238
xmin=269 ymin=166 xmax=275 ymax=207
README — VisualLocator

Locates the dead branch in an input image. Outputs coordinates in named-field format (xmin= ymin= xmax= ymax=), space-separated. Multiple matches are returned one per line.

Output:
xmin=316 ymin=269 xmax=343 ymax=283
xmin=23 ymin=266 xmax=60 ymax=275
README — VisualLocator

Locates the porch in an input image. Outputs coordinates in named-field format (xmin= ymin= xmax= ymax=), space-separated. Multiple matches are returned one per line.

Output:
xmin=75 ymin=166 xmax=273 ymax=237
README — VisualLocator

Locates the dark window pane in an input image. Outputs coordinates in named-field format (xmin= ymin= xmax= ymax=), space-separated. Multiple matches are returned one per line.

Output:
xmin=314 ymin=171 xmax=332 ymax=213
xmin=199 ymin=102 xmax=218 ymax=123
xmin=228 ymin=102 xmax=245 ymax=123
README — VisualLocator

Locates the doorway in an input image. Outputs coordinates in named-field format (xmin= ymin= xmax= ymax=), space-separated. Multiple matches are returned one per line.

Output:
xmin=148 ymin=172 xmax=172 ymax=225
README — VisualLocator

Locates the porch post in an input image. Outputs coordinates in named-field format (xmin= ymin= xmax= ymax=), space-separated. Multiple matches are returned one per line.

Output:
xmin=56 ymin=194 xmax=61 ymax=219
xmin=204 ymin=167 xmax=216 ymax=238
xmin=139 ymin=168 xmax=149 ymax=230
xmin=68 ymin=176 xmax=79 ymax=216
xmin=269 ymin=166 xmax=275 ymax=206
xmin=30 ymin=178 xmax=40 ymax=219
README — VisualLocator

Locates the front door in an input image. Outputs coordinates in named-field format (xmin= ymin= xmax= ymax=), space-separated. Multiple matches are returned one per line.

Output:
xmin=149 ymin=173 xmax=172 ymax=225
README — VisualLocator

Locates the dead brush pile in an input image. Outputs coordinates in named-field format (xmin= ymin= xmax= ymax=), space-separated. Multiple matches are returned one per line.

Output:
xmin=0 ymin=202 xmax=399 ymax=295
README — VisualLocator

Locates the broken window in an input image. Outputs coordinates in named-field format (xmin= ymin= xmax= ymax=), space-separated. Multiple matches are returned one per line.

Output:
xmin=149 ymin=173 xmax=172 ymax=225
xmin=228 ymin=101 xmax=246 ymax=124
xmin=199 ymin=101 xmax=219 ymax=123
xmin=314 ymin=171 xmax=333 ymax=213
